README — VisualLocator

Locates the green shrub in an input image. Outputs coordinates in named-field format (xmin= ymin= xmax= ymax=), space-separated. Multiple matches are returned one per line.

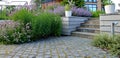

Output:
xmin=11 ymin=8 xmax=34 ymax=25
xmin=91 ymin=11 xmax=105 ymax=17
xmin=0 ymin=10 xmax=7 ymax=20
xmin=0 ymin=9 xmax=62 ymax=44
xmin=92 ymin=33 xmax=113 ymax=49
xmin=50 ymin=13 xmax=62 ymax=36
xmin=31 ymin=12 xmax=62 ymax=39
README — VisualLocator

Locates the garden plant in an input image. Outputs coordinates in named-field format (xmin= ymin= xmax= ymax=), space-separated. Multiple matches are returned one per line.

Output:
xmin=0 ymin=8 xmax=62 ymax=44
xmin=92 ymin=33 xmax=120 ymax=57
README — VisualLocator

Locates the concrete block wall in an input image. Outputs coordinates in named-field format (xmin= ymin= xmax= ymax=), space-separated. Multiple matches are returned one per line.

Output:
xmin=62 ymin=16 xmax=88 ymax=35
xmin=100 ymin=14 xmax=120 ymax=34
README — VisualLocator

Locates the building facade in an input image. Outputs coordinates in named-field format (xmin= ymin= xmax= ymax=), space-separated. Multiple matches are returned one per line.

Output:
xmin=42 ymin=0 xmax=103 ymax=11
xmin=84 ymin=0 xmax=102 ymax=11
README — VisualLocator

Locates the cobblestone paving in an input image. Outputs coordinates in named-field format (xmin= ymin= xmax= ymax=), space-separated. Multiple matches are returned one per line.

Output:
xmin=0 ymin=36 xmax=117 ymax=58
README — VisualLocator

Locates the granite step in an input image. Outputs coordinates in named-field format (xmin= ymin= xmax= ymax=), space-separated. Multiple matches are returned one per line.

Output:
xmin=72 ymin=32 xmax=98 ymax=39
xmin=84 ymin=20 xmax=100 ymax=25
xmin=76 ymin=28 xmax=100 ymax=33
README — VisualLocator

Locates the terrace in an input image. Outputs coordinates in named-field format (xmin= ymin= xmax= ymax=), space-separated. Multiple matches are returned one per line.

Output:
xmin=0 ymin=0 xmax=119 ymax=58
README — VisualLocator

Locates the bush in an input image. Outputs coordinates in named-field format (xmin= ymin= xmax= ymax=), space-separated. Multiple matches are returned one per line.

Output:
xmin=0 ymin=21 xmax=32 ymax=44
xmin=0 ymin=9 xmax=62 ymax=44
xmin=11 ymin=8 xmax=34 ymax=25
xmin=91 ymin=11 xmax=105 ymax=17
xmin=31 ymin=12 xmax=62 ymax=39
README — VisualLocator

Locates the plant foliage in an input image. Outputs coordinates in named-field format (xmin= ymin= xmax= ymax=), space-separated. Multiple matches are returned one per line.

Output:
xmin=65 ymin=4 xmax=71 ymax=11
xmin=11 ymin=8 xmax=34 ymax=25
xmin=92 ymin=33 xmax=120 ymax=57
xmin=31 ymin=12 xmax=62 ymax=39
xmin=91 ymin=11 xmax=105 ymax=17
xmin=103 ymin=0 xmax=113 ymax=6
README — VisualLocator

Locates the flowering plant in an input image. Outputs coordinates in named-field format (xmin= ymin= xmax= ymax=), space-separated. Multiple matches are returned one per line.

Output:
xmin=0 ymin=20 xmax=32 ymax=44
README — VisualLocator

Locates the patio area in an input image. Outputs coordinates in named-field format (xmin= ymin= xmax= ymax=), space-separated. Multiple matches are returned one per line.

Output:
xmin=0 ymin=36 xmax=116 ymax=58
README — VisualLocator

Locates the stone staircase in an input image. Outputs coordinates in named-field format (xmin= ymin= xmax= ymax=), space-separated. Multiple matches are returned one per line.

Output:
xmin=72 ymin=18 xmax=100 ymax=39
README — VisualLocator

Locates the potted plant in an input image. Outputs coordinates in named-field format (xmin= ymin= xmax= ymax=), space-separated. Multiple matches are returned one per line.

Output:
xmin=65 ymin=4 xmax=72 ymax=17
xmin=103 ymin=0 xmax=115 ymax=14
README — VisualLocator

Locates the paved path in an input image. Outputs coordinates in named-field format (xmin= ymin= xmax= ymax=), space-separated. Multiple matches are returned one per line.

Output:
xmin=0 ymin=36 xmax=117 ymax=58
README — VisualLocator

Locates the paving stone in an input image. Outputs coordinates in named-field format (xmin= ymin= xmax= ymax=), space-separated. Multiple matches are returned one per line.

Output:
xmin=0 ymin=36 xmax=117 ymax=58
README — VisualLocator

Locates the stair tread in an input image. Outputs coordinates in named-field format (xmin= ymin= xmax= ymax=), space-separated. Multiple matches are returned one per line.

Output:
xmin=81 ymin=24 xmax=100 ymax=25
xmin=72 ymin=32 xmax=98 ymax=36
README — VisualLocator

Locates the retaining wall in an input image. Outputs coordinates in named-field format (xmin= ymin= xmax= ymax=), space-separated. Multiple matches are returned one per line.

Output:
xmin=100 ymin=14 xmax=120 ymax=34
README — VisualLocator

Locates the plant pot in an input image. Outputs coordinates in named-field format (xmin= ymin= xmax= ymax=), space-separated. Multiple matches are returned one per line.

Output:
xmin=65 ymin=11 xmax=72 ymax=17
xmin=105 ymin=4 xmax=115 ymax=14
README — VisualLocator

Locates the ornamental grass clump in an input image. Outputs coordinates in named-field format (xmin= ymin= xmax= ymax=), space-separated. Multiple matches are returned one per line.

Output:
xmin=31 ymin=12 xmax=62 ymax=39
xmin=11 ymin=8 xmax=34 ymax=25
xmin=0 ymin=10 xmax=8 ymax=20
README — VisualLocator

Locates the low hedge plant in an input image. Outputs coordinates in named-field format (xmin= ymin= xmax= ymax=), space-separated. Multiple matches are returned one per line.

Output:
xmin=92 ymin=33 xmax=120 ymax=57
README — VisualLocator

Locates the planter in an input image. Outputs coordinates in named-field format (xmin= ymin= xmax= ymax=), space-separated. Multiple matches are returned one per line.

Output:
xmin=65 ymin=11 xmax=72 ymax=17
xmin=105 ymin=4 xmax=115 ymax=14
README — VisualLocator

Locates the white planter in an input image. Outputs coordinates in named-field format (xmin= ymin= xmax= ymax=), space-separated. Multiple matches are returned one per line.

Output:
xmin=65 ymin=11 xmax=72 ymax=17
xmin=105 ymin=4 xmax=115 ymax=14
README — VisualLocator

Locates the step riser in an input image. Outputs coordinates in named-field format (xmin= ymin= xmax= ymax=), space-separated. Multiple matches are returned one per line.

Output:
xmin=84 ymin=20 xmax=100 ymax=25
xmin=81 ymin=25 xmax=100 ymax=28
xmin=72 ymin=18 xmax=100 ymax=39
xmin=77 ymin=29 xmax=100 ymax=33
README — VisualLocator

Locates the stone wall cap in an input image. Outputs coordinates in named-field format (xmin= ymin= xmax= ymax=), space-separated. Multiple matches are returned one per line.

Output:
xmin=100 ymin=13 xmax=120 ymax=16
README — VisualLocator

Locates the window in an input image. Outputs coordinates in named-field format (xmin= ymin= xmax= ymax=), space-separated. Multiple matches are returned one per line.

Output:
xmin=84 ymin=0 xmax=97 ymax=2
xmin=85 ymin=4 xmax=97 ymax=11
